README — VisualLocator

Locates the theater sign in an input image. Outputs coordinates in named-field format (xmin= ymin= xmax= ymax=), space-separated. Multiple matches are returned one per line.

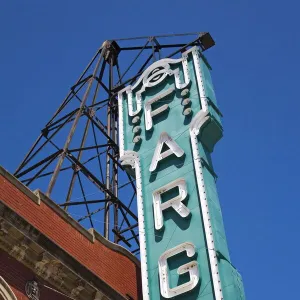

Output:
xmin=118 ymin=47 xmax=245 ymax=300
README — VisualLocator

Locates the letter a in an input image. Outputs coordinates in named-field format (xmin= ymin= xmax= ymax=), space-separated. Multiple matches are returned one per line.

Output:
xmin=149 ymin=132 xmax=184 ymax=172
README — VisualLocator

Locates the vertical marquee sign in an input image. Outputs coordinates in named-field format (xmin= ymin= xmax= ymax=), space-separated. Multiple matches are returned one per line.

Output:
xmin=118 ymin=47 xmax=245 ymax=300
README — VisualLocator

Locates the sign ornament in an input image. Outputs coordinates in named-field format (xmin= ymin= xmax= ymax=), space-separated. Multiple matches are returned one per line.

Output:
xmin=118 ymin=46 xmax=245 ymax=299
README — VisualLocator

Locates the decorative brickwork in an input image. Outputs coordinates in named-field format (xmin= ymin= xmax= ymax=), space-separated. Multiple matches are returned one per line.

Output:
xmin=0 ymin=248 xmax=67 ymax=300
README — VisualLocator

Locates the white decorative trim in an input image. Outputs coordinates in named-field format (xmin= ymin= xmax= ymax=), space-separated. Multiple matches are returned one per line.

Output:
xmin=190 ymin=110 xmax=223 ymax=300
xmin=120 ymin=151 xmax=149 ymax=300
xmin=118 ymin=88 xmax=126 ymax=157
xmin=132 ymin=57 xmax=190 ymax=92
xmin=153 ymin=178 xmax=190 ymax=230
xmin=158 ymin=242 xmax=199 ymax=298
xmin=149 ymin=132 xmax=185 ymax=172
xmin=192 ymin=48 xmax=209 ymax=111
xmin=117 ymin=48 xmax=201 ymax=156
xmin=118 ymin=53 xmax=191 ymax=119
xmin=127 ymin=88 xmax=142 ymax=117
xmin=0 ymin=277 xmax=17 ymax=300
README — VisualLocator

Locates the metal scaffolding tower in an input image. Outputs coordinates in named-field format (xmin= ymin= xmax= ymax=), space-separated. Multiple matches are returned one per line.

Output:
xmin=14 ymin=32 xmax=215 ymax=255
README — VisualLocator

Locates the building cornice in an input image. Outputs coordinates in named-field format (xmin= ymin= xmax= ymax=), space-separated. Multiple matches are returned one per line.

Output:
xmin=0 ymin=165 xmax=140 ymax=268
xmin=0 ymin=201 xmax=124 ymax=300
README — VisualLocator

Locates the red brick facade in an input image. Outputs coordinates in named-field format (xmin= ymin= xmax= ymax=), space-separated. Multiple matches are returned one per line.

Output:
xmin=0 ymin=168 xmax=142 ymax=299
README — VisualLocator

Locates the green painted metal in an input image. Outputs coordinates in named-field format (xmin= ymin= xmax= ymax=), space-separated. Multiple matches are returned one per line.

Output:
xmin=119 ymin=48 xmax=245 ymax=300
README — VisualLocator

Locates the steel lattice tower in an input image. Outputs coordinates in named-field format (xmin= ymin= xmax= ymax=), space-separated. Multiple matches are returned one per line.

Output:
xmin=14 ymin=33 xmax=215 ymax=255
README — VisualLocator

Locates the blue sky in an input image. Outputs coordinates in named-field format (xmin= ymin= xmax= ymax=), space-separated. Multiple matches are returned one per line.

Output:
xmin=0 ymin=1 xmax=299 ymax=299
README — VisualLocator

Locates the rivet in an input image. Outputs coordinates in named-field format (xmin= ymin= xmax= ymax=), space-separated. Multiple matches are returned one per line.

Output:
xmin=182 ymin=98 xmax=191 ymax=106
xmin=183 ymin=108 xmax=192 ymax=116
xmin=133 ymin=126 xmax=142 ymax=134
xmin=133 ymin=136 xmax=142 ymax=144
xmin=132 ymin=116 xmax=140 ymax=124
xmin=181 ymin=88 xmax=190 ymax=97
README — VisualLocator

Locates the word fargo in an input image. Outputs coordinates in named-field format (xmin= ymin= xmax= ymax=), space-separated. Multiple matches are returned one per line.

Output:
xmin=118 ymin=47 xmax=245 ymax=300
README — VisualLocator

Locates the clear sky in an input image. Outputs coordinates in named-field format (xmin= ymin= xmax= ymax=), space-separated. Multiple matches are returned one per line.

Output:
xmin=0 ymin=1 xmax=299 ymax=299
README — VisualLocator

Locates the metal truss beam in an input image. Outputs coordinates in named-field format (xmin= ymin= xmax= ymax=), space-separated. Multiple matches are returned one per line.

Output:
xmin=14 ymin=32 xmax=215 ymax=255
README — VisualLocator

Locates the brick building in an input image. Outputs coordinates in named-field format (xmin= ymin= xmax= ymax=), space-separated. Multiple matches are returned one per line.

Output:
xmin=0 ymin=166 xmax=142 ymax=300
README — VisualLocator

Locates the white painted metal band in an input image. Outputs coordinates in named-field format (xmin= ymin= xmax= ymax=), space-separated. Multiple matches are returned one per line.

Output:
xmin=117 ymin=90 xmax=126 ymax=157
xmin=190 ymin=111 xmax=223 ymax=300
xmin=191 ymin=48 xmax=223 ymax=299
xmin=120 ymin=151 xmax=150 ymax=300
xmin=192 ymin=49 xmax=209 ymax=112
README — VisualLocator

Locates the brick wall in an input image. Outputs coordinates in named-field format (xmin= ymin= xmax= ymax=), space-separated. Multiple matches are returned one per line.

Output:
xmin=0 ymin=248 xmax=68 ymax=300
xmin=0 ymin=171 xmax=142 ymax=299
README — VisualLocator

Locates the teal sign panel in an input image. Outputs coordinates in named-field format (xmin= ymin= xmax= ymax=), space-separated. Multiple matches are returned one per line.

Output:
xmin=118 ymin=47 xmax=245 ymax=300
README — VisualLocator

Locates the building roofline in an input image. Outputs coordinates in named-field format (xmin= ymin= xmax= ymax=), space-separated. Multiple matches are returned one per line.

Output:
xmin=0 ymin=165 xmax=140 ymax=267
